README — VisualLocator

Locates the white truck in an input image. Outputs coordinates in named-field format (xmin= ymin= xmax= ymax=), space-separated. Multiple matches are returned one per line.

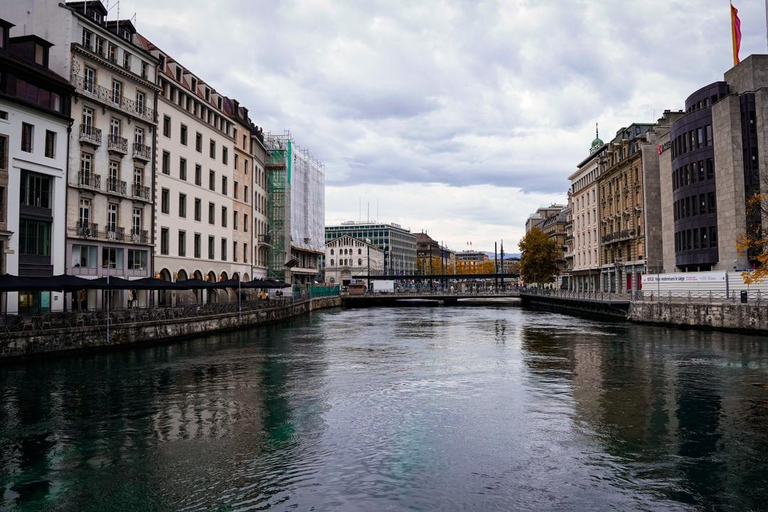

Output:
xmin=374 ymin=280 xmax=396 ymax=293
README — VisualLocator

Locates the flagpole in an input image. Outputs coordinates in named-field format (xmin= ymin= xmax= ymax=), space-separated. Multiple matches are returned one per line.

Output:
xmin=731 ymin=2 xmax=741 ymax=66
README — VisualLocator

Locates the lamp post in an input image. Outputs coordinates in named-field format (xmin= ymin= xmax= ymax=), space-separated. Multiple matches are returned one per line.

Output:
xmin=365 ymin=238 xmax=371 ymax=292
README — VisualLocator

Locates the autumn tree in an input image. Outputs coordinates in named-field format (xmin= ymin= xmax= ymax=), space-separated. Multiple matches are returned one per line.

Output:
xmin=738 ymin=189 xmax=768 ymax=284
xmin=518 ymin=228 xmax=560 ymax=285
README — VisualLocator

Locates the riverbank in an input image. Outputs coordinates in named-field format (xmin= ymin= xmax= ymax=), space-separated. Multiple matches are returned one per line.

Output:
xmin=521 ymin=291 xmax=768 ymax=334
xmin=0 ymin=296 xmax=341 ymax=361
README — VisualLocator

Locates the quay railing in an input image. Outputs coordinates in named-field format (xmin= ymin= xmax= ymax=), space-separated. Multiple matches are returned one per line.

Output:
xmin=1 ymin=297 xmax=297 ymax=334
xmin=522 ymin=288 xmax=768 ymax=305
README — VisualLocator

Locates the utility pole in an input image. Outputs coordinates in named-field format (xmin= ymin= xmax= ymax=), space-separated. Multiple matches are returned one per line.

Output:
xmin=500 ymin=239 xmax=505 ymax=291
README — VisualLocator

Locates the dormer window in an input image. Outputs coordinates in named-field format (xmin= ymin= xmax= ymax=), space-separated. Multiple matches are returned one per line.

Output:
xmin=34 ymin=43 xmax=45 ymax=66
xmin=158 ymin=53 xmax=166 ymax=70
xmin=205 ymin=88 xmax=210 ymax=101
xmin=217 ymin=97 xmax=222 ymax=110
xmin=122 ymin=29 xmax=131 ymax=41
xmin=175 ymin=66 xmax=182 ymax=82
xmin=190 ymin=77 xmax=197 ymax=92
xmin=93 ymin=11 xmax=101 ymax=22
xmin=82 ymin=29 xmax=93 ymax=50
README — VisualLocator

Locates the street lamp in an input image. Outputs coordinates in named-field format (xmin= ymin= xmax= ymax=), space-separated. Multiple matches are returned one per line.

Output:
xmin=365 ymin=238 xmax=371 ymax=292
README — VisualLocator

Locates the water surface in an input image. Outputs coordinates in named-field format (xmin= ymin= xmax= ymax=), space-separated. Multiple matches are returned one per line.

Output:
xmin=2 ymin=307 xmax=768 ymax=510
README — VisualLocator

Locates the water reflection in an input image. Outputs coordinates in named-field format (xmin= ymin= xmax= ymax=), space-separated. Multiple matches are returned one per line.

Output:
xmin=2 ymin=308 xmax=768 ymax=510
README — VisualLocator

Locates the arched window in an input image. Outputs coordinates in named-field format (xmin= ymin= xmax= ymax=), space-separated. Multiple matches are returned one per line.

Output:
xmin=358 ymin=258 xmax=362 ymax=265
xmin=358 ymin=248 xmax=362 ymax=255
xmin=330 ymin=259 xmax=334 ymax=266
xmin=330 ymin=249 xmax=334 ymax=255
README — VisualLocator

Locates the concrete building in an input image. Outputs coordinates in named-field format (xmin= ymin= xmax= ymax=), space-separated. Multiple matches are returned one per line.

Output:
xmin=325 ymin=221 xmax=417 ymax=275
xmin=525 ymin=204 xmax=565 ymax=233
xmin=0 ymin=20 xmax=73 ymax=313
xmin=540 ymin=208 xmax=568 ymax=287
xmin=659 ymin=55 xmax=768 ymax=275
xmin=416 ymin=232 xmax=454 ymax=274
xmin=597 ymin=123 xmax=654 ymax=293
xmin=566 ymin=131 xmax=606 ymax=292
xmin=4 ymin=1 xmax=160 ymax=310
xmin=455 ymin=250 xmax=489 ymax=273
xmin=324 ymin=235 xmax=384 ymax=285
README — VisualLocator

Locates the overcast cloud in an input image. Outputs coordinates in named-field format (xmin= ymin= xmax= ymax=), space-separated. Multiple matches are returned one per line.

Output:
xmin=125 ymin=0 xmax=768 ymax=252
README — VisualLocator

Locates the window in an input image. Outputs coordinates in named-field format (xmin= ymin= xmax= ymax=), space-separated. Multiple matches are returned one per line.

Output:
xmin=234 ymin=182 xmax=239 ymax=200
xmin=161 ymin=188 xmax=170 ymax=214
xmin=73 ymin=245 xmax=97 ymax=268
xmin=20 ymin=171 xmax=51 ymax=208
xmin=194 ymin=198 xmax=201 ymax=221
xmin=710 ymin=226 xmax=718 ymax=248
xmin=21 ymin=123 xmax=33 ymax=152
xmin=208 ymin=236 xmax=215 ymax=259
xmin=44 ymin=130 xmax=56 ymax=158
xmin=196 ymin=132 xmax=202 ymax=152
xmin=233 ymin=240 xmax=238 ymax=262
xmin=82 ymin=29 xmax=93 ymax=50
xmin=244 ymin=243 xmax=248 ymax=263
xmin=208 ymin=202 xmax=215 ymax=224
xmin=108 ymin=43 xmax=117 ymax=63
xmin=158 ymin=54 xmax=166 ymax=69
xmin=163 ymin=115 xmax=171 ymax=137
xmin=175 ymin=66 xmax=182 ymax=82
xmin=244 ymin=214 xmax=248 ymax=232
xmin=209 ymin=170 xmax=215 ymax=191
xmin=234 ymin=211 xmax=238 ymax=230
xmin=95 ymin=36 xmax=104 ymax=56
xmin=135 ymin=127 xmax=144 ymax=145
xmin=109 ymin=117 xmax=121 ymax=138
xmin=128 ymin=250 xmax=147 ymax=270
xmin=222 ymin=147 xmax=228 ymax=165
xmin=222 ymin=176 xmax=227 ymax=196
xmin=244 ymin=186 xmax=249 ymax=203
xmin=102 ymin=247 xmax=123 ymax=269
xmin=132 ymin=208 xmax=142 ymax=235
xmin=107 ymin=203 xmax=118 ymax=233
xmin=136 ymin=91 xmax=145 ymax=115
xmin=162 ymin=151 xmax=170 ymax=174
xmin=234 ymin=154 xmax=239 ymax=171
xmin=209 ymin=140 xmax=216 ymax=159
xmin=111 ymin=80 xmax=122 ymax=104
xmin=221 ymin=238 xmax=227 ymax=261
xmin=141 ymin=62 xmax=148 ymax=79
xmin=83 ymin=66 xmax=95 ymax=94
xmin=194 ymin=233 xmax=201 ymax=258
xmin=195 ymin=164 xmax=202 ymax=186
xmin=708 ymin=192 xmax=716 ymax=213
xmin=160 ymin=228 xmax=169 ymax=255
xmin=221 ymin=206 xmax=227 ymax=227
xmin=79 ymin=198 xmax=91 ymax=225
xmin=245 ymin=159 xmax=249 ymax=175
xmin=122 ymin=50 xmax=131 ymax=69
xmin=179 ymin=193 xmax=187 ymax=218
xmin=178 ymin=230 xmax=186 ymax=257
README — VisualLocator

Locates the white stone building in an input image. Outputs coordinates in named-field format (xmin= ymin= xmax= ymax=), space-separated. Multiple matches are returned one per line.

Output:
xmin=0 ymin=21 xmax=73 ymax=313
xmin=4 ymin=1 xmax=159 ymax=310
xmin=324 ymin=235 xmax=384 ymax=285
xmin=136 ymin=35 xmax=252 ymax=303
xmin=567 ymin=135 xmax=605 ymax=292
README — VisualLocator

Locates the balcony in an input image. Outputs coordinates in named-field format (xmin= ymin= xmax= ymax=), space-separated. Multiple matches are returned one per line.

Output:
xmin=72 ymin=75 xmax=156 ymax=123
xmin=106 ymin=177 xmax=127 ymax=196
xmin=78 ymin=172 xmax=101 ymax=190
xmin=76 ymin=221 xmax=98 ymax=238
xmin=107 ymin=135 xmax=128 ymax=154
xmin=131 ymin=183 xmax=151 ymax=201
xmin=132 ymin=143 xmax=152 ymax=161
xmin=258 ymin=234 xmax=273 ymax=246
xmin=131 ymin=229 xmax=149 ymax=244
xmin=602 ymin=228 xmax=635 ymax=245
xmin=79 ymin=125 xmax=102 ymax=146
xmin=105 ymin=226 xmax=125 ymax=241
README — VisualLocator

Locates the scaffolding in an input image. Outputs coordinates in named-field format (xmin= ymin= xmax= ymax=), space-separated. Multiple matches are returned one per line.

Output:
xmin=264 ymin=131 xmax=291 ymax=281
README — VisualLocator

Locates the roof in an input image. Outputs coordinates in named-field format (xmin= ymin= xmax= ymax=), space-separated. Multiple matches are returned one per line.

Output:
xmin=324 ymin=235 xmax=383 ymax=252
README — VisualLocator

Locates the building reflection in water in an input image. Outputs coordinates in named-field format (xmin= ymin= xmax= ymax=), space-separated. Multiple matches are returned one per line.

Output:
xmin=520 ymin=319 xmax=768 ymax=510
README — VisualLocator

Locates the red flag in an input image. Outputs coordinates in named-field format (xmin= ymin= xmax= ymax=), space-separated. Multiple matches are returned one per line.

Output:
xmin=731 ymin=2 xmax=742 ymax=66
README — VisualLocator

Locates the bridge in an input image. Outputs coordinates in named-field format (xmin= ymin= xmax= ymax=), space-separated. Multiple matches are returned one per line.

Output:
xmin=341 ymin=289 xmax=521 ymax=307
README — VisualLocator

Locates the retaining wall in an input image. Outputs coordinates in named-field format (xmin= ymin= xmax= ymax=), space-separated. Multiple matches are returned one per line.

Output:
xmin=0 ymin=296 xmax=341 ymax=360
xmin=629 ymin=301 xmax=768 ymax=332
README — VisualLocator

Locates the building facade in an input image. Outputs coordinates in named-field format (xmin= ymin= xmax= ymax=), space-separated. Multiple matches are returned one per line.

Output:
xmin=5 ymin=1 xmax=160 ymax=310
xmin=0 ymin=20 xmax=73 ymax=313
xmin=324 ymin=235 xmax=384 ymax=285
xmin=416 ymin=232 xmax=454 ymax=274
xmin=566 ymin=134 xmax=606 ymax=292
xmin=525 ymin=204 xmax=565 ymax=233
xmin=325 ymin=221 xmax=417 ymax=275
xmin=455 ymin=250 xmax=490 ymax=274
xmin=598 ymin=124 xmax=653 ymax=293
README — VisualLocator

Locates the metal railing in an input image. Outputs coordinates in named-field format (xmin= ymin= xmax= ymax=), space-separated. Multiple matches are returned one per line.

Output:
xmin=106 ymin=177 xmax=127 ymax=195
xmin=131 ymin=229 xmax=149 ymax=244
xmin=105 ymin=226 xmax=125 ymax=241
xmin=107 ymin=135 xmax=128 ymax=153
xmin=132 ymin=183 xmax=151 ymax=201
xmin=521 ymin=288 xmax=632 ymax=303
xmin=79 ymin=125 xmax=102 ymax=145
xmin=602 ymin=229 xmax=635 ymax=244
xmin=76 ymin=220 xmax=98 ymax=238
xmin=78 ymin=172 xmax=101 ymax=190
xmin=524 ymin=287 xmax=768 ymax=306
xmin=132 ymin=143 xmax=152 ymax=160
xmin=72 ymin=75 xmax=156 ymax=123
xmin=1 ymin=297 xmax=298 ymax=334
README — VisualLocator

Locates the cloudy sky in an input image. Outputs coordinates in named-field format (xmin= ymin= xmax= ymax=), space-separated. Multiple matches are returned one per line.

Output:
xmin=124 ymin=0 xmax=768 ymax=253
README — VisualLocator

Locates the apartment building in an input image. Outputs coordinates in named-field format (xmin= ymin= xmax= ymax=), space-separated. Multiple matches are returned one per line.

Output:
xmin=5 ymin=1 xmax=159 ymax=310
xmin=137 ymin=36 xmax=252 ymax=302
xmin=0 ymin=20 xmax=73 ymax=313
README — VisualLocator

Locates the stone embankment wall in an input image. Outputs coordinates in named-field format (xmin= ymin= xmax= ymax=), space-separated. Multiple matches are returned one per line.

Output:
xmin=519 ymin=294 xmax=630 ymax=319
xmin=0 ymin=296 xmax=341 ymax=360
xmin=628 ymin=301 xmax=768 ymax=332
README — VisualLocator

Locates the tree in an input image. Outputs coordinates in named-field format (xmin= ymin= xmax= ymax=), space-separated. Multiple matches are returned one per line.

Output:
xmin=737 ymin=189 xmax=768 ymax=284
xmin=518 ymin=228 xmax=560 ymax=285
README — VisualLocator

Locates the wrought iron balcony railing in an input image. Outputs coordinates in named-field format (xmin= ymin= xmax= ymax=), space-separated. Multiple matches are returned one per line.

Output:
xmin=79 ymin=125 xmax=102 ymax=145
xmin=106 ymin=177 xmax=127 ymax=195
xmin=131 ymin=183 xmax=151 ymax=201
xmin=72 ymin=75 xmax=156 ymax=123
xmin=132 ymin=143 xmax=152 ymax=161
xmin=76 ymin=221 xmax=98 ymax=238
xmin=78 ymin=172 xmax=101 ymax=190
xmin=105 ymin=226 xmax=125 ymax=241
xmin=107 ymin=135 xmax=128 ymax=154
xmin=131 ymin=229 xmax=149 ymax=244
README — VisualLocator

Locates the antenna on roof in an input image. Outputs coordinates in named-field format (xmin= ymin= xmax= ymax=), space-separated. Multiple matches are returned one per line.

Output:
xmin=130 ymin=12 xmax=136 ymax=29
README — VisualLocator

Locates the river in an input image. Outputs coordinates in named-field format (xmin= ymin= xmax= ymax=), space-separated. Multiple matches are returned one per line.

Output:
xmin=1 ymin=306 xmax=768 ymax=511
